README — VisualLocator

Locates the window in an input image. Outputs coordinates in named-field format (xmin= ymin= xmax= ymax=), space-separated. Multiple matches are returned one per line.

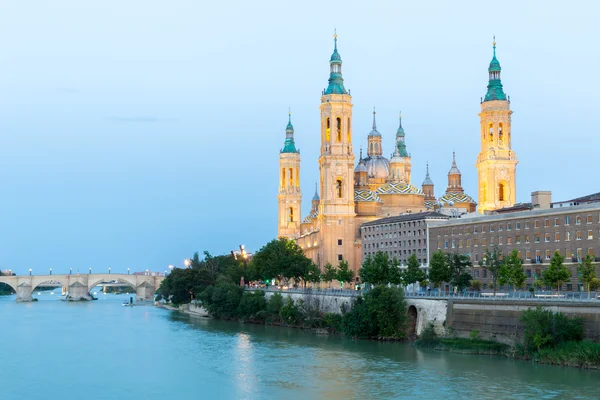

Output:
xmin=467 ymin=239 xmax=471 ymax=247
xmin=535 ymin=234 xmax=540 ymax=244
xmin=566 ymin=249 xmax=572 ymax=259
xmin=336 ymin=117 xmax=342 ymax=141
xmin=526 ymin=250 xmax=531 ymax=260
xmin=554 ymin=218 xmax=559 ymax=227
xmin=535 ymin=250 xmax=541 ymax=263
xmin=498 ymin=183 xmax=505 ymax=202
xmin=544 ymin=219 xmax=550 ymax=228
xmin=577 ymin=248 xmax=583 ymax=260
xmin=459 ymin=240 xmax=463 ymax=248
xmin=499 ymin=237 xmax=503 ymax=245
xmin=526 ymin=269 xmax=532 ymax=277
xmin=518 ymin=250 xmax=522 ymax=259
xmin=490 ymin=225 xmax=495 ymax=233
xmin=525 ymin=235 xmax=530 ymax=244
xmin=336 ymin=179 xmax=343 ymax=198
xmin=534 ymin=220 xmax=540 ymax=229
xmin=545 ymin=250 xmax=551 ymax=260
xmin=555 ymin=232 xmax=560 ymax=242
xmin=589 ymin=248 xmax=595 ymax=257
xmin=576 ymin=231 xmax=582 ymax=241
xmin=588 ymin=230 xmax=594 ymax=240
xmin=565 ymin=216 xmax=571 ymax=225
xmin=482 ymin=238 xmax=487 ymax=246
xmin=474 ymin=239 xmax=479 ymax=247
xmin=525 ymin=221 xmax=530 ymax=230
xmin=326 ymin=118 xmax=331 ymax=141
xmin=587 ymin=215 xmax=593 ymax=224
xmin=576 ymin=216 xmax=582 ymax=225
xmin=498 ymin=224 xmax=503 ymax=232
xmin=516 ymin=235 xmax=521 ymax=244
xmin=516 ymin=222 xmax=521 ymax=230
xmin=338 ymin=239 xmax=343 ymax=246
xmin=338 ymin=254 xmax=343 ymax=261
xmin=566 ymin=231 xmax=571 ymax=241
xmin=507 ymin=237 xmax=512 ymax=245
xmin=474 ymin=227 xmax=478 ymax=234
xmin=507 ymin=223 xmax=512 ymax=231
xmin=289 ymin=207 xmax=294 ymax=222
xmin=545 ymin=233 xmax=550 ymax=243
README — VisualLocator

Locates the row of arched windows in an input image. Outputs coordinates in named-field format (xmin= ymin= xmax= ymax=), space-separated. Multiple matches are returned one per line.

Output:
xmin=325 ymin=117 xmax=351 ymax=143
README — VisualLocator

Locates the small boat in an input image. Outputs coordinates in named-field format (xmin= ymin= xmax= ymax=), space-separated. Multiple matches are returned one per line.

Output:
xmin=122 ymin=301 xmax=132 ymax=307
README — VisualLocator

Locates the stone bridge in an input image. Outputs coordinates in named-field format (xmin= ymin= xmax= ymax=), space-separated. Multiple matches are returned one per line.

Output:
xmin=0 ymin=273 xmax=164 ymax=302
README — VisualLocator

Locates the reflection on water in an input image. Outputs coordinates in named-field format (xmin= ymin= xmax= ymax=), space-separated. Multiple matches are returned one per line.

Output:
xmin=0 ymin=295 xmax=598 ymax=400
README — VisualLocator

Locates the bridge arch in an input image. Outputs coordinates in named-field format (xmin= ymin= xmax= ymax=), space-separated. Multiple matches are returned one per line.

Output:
xmin=31 ymin=278 xmax=68 ymax=293
xmin=87 ymin=275 xmax=137 ymax=291
xmin=0 ymin=277 xmax=17 ymax=293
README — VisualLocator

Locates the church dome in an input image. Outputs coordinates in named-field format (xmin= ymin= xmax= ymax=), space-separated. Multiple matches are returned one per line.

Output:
xmin=354 ymin=162 xmax=367 ymax=173
xmin=363 ymin=156 xmax=389 ymax=180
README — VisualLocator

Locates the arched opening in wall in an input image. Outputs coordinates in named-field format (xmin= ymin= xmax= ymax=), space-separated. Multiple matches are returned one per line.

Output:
xmin=88 ymin=278 xmax=137 ymax=297
xmin=289 ymin=167 xmax=293 ymax=187
xmin=32 ymin=279 xmax=67 ymax=300
xmin=482 ymin=183 xmax=487 ymax=203
xmin=347 ymin=117 xmax=351 ymax=142
xmin=369 ymin=143 xmax=373 ymax=153
xmin=281 ymin=168 xmax=285 ymax=188
xmin=488 ymin=122 xmax=493 ymax=142
xmin=326 ymin=118 xmax=331 ymax=141
xmin=289 ymin=207 xmax=294 ymax=222
xmin=407 ymin=305 xmax=418 ymax=337
xmin=498 ymin=183 xmax=505 ymax=202
xmin=0 ymin=279 xmax=16 ymax=295
xmin=498 ymin=123 xmax=503 ymax=144
xmin=296 ymin=167 xmax=300 ymax=187
xmin=336 ymin=117 xmax=342 ymax=141
xmin=336 ymin=179 xmax=343 ymax=198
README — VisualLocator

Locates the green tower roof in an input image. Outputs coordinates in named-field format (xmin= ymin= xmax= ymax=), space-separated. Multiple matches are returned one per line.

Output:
xmin=281 ymin=111 xmax=298 ymax=153
xmin=324 ymin=32 xmax=348 ymax=95
xmin=395 ymin=113 xmax=409 ymax=158
xmin=484 ymin=38 xmax=507 ymax=102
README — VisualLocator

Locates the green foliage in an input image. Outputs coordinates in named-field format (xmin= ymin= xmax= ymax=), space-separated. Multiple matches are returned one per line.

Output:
xmin=577 ymin=254 xmax=596 ymax=295
xmin=322 ymin=263 xmax=337 ymax=286
xmin=415 ymin=323 xmax=440 ymax=348
xmin=322 ymin=313 xmax=343 ymax=333
xmin=520 ymin=306 xmax=584 ymax=352
xmin=447 ymin=252 xmax=473 ymax=291
xmin=159 ymin=265 xmax=216 ymax=304
xmin=469 ymin=330 xmax=481 ymax=340
xmin=535 ymin=340 xmax=600 ymax=369
xmin=500 ymin=249 xmax=526 ymax=290
xmin=428 ymin=250 xmax=450 ymax=288
xmin=336 ymin=260 xmax=354 ymax=287
xmin=266 ymin=293 xmax=284 ymax=322
xmin=199 ymin=278 xmax=244 ymax=319
xmin=359 ymin=251 xmax=402 ymax=286
xmin=437 ymin=338 xmax=509 ymax=353
xmin=280 ymin=296 xmax=304 ymax=325
xmin=483 ymin=246 xmax=503 ymax=294
xmin=590 ymin=278 xmax=600 ymax=291
xmin=403 ymin=254 xmax=426 ymax=295
xmin=470 ymin=280 xmax=482 ymax=291
xmin=542 ymin=251 xmax=570 ymax=292
xmin=342 ymin=286 xmax=407 ymax=339
xmin=237 ymin=291 xmax=267 ymax=322
xmin=305 ymin=262 xmax=322 ymax=286
xmin=250 ymin=238 xmax=313 ymax=284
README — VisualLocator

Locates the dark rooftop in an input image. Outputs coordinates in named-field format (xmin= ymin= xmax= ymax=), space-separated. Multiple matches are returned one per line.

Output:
xmin=360 ymin=211 xmax=449 ymax=228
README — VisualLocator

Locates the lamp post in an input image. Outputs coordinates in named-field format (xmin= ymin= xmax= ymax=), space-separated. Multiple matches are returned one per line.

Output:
xmin=146 ymin=269 xmax=149 ymax=276
xmin=184 ymin=259 xmax=191 ymax=268
xmin=127 ymin=267 xmax=130 ymax=275
xmin=89 ymin=268 xmax=92 ymax=274
xmin=108 ymin=267 xmax=111 ymax=274
xmin=29 ymin=268 xmax=32 ymax=276
xmin=49 ymin=268 xmax=52 ymax=276
xmin=69 ymin=268 xmax=72 ymax=275
xmin=240 ymin=244 xmax=248 ymax=287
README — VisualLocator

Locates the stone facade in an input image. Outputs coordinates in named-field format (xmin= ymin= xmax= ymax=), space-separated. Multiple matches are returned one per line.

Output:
xmin=428 ymin=203 xmax=600 ymax=290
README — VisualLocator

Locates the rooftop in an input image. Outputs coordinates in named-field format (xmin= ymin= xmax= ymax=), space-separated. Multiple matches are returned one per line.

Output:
xmin=360 ymin=211 xmax=449 ymax=228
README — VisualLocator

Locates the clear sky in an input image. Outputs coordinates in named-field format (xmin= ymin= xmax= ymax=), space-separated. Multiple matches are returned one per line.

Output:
xmin=0 ymin=0 xmax=598 ymax=275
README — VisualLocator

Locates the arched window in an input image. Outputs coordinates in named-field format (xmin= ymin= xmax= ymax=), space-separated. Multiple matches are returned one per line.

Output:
xmin=498 ymin=123 xmax=503 ymax=143
xmin=296 ymin=167 xmax=300 ymax=187
xmin=336 ymin=117 xmax=342 ymax=142
xmin=499 ymin=183 xmax=505 ymax=202
xmin=336 ymin=179 xmax=343 ymax=198
xmin=370 ymin=143 xmax=373 ymax=153
xmin=289 ymin=167 xmax=293 ymax=187
xmin=347 ymin=117 xmax=351 ymax=142
xmin=489 ymin=123 xmax=493 ymax=142
xmin=281 ymin=168 xmax=286 ymax=188
xmin=482 ymin=183 xmax=487 ymax=203
xmin=289 ymin=207 xmax=294 ymax=222
xmin=326 ymin=118 xmax=331 ymax=141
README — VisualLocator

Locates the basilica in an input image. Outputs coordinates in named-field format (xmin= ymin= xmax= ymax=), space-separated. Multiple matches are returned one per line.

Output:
xmin=277 ymin=35 xmax=516 ymax=277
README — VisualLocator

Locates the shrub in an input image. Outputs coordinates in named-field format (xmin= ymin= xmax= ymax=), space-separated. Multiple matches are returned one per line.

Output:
xmin=280 ymin=296 xmax=304 ymax=326
xmin=469 ymin=330 xmax=481 ymax=341
xmin=470 ymin=280 xmax=482 ymax=291
xmin=520 ymin=306 xmax=584 ymax=352
xmin=536 ymin=340 xmax=600 ymax=368
xmin=322 ymin=313 xmax=343 ymax=333
xmin=237 ymin=291 xmax=267 ymax=322
xmin=416 ymin=322 xmax=440 ymax=347
xmin=341 ymin=296 xmax=377 ymax=338
xmin=266 ymin=292 xmax=283 ymax=322
xmin=200 ymin=281 xmax=244 ymax=319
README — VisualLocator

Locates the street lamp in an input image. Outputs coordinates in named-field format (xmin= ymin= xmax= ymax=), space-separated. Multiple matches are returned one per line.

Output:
xmin=49 ymin=268 xmax=52 ymax=276
xmin=127 ymin=267 xmax=130 ymax=275
xmin=169 ymin=265 xmax=174 ymax=273
xmin=146 ymin=269 xmax=149 ymax=276
xmin=29 ymin=268 xmax=32 ymax=276
xmin=89 ymin=268 xmax=92 ymax=274
xmin=70 ymin=268 xmax=72 ymax=275
xmin=184 ymin=259 xmax=191 ymax=268
xmin=240 ymin=244 xmax=248 ymax=287
xmin=108 ymin=267 xmax=111 ymax=274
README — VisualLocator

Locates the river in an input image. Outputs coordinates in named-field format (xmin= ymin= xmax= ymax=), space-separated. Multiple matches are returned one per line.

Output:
xmin=0 ymin=293 xmax=598 ymax=399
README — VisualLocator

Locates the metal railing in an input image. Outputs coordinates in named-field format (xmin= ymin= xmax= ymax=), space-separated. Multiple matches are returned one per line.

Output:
xmin=246 ymin=286 xmax=600 ymax=302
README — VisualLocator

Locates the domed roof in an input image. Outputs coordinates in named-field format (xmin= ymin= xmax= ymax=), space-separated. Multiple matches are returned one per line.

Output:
xmin=438 ymin=192 xmax=476 ymax=205
xmin=375 ymin=182 xmax=423 ymax=195
xmin=422 ymin=162 xmax=434 ymax=186
xmin=354 ymin=149 xmax=368 ymax=173
xmin=354 ymin=189 xmax=382 ymax=203
xmin=368 ymin=109 xmax=381 ymax=137
xmin=312 ymin=183 xmax=320 ymax=201
xmin=448 ymin=152 xmax=460 ymax=175
xmin=364 ymin=156 xmax=389 ymax=180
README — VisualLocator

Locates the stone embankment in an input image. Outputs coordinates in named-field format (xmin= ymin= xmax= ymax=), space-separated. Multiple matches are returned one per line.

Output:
xmin=156 ymin=302 xmax=210 ymax=317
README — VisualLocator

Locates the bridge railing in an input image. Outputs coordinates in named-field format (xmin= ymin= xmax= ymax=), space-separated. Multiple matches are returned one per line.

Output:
xmin=246 ymin=286 xmax=600 ymax=302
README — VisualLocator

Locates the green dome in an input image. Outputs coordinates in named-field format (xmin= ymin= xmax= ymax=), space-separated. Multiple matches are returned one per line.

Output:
xmin=281 ymin=113 xmax=299 ymax=153
xmin=324 ymin=34 xmax=347 ymax=95
xmin=483 ymin=40 xmax=507 ymax=102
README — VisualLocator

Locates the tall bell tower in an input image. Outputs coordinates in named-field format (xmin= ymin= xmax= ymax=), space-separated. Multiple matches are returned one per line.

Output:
xmin=318 ymin=33 xmax=356 ymax=271
xmin=277 ymin=112 xmax=302 ymax=238
xmin=476 ymin=38 xmax=518 ymax=213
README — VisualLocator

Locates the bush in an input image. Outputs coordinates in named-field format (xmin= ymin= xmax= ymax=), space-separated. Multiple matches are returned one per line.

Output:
xmin=470 ymin=280 xmax=482 ymax=291
xmin=280 ymin=296 xmax=304 ymax=326
xmin=298 ymin=296 xmax=323 ymax=328
xmin=342 ymin=296 xmax=377 ymax=338
xmin=536 ymin=340 xmax=600 ymax=368
xmin=200 ymin=281 xmax=243 ymax=319
xmin=322 ymin=313 xmax=343 ymax=333
xmin=520 ymin=306 xmax=584 ymax=352
xmin=469 ymin=330 xmax=481 ymax=341
xmin=267 ymin=292 xmax=283 ymax=318
xmin=416 ymin=322 xmax=440 ymax=347
xmin=237 ymin=291 xmax=267 ymax=322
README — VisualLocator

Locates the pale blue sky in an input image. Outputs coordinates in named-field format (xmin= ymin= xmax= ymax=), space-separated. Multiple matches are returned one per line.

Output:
xmin=0 ymin=0 xmax=598 ymax=274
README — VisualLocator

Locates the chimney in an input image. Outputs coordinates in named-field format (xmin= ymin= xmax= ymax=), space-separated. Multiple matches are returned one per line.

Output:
xmin=531 ymin=191 xmax=552 ymax=209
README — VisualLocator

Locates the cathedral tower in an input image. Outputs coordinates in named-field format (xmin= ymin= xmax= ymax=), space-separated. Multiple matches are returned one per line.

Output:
xmin=476 ymin=39 xmax=518 ymax=213
xmin=277 ymin=112 xmax=302 ymax=238
xmin=318 ymin=33 xmax=357 ymax=272
xmin=388 ymin=113 xmax=411 ymax=183
xmin=422 ymin=162 xmax=435 ymax=201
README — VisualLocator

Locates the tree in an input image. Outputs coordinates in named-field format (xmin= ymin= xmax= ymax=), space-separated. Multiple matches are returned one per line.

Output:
xmin=403 ymin=254 xmax=426 ymax=295
xmin=428 ymin=250 xmax=450 ymax=289
xmin=250 ymin=238 xmax=313 ymax=285
xmin=577 ymin=254 xmax=596 ymax=296
xmin=305 ymin=262 xmax=321 ymax=288
xmin=359 ymin=251 xmax=401 ymax=286
xmin=542 ymin=251 xmax=570 ymax=292
xmin=447 ymin=252 xmax=473 ymax=291
xmin=499 ymin=249 xmax=526 ymax=291
xmin=322 ymin=263 xmax=337 ymax=288
xmin=483 ymin=246 xmax=503 ymax=295
xmin=336 ymin=260 xmax=354 ymax=288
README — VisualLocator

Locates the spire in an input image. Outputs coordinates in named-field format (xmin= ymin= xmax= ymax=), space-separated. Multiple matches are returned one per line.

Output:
xmin=281 ymin=111 xmax=298 ymax=153
xmin=448 ymin=151 xmax=461 ymax=175
xmin=312 ymin=182 xmax=320 ymax=201
xmin=324 ymin=31 xmax=347 ymax=95
xmin=422 ymin=161 xmax=434 ymax=186
xmin=368 ymin=108 xmax=381 ymax=137
xmin=359 ymin=147 xmax=363 ymax=160
xmin=394 ymin=111 xmax=409 ymax=157
xmin=484 ymin=36 xmax=506 ymax=102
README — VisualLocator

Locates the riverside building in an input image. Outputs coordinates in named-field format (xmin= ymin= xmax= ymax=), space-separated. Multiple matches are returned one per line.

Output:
xmin=428 ymin=192 xmax=600 ymax=291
